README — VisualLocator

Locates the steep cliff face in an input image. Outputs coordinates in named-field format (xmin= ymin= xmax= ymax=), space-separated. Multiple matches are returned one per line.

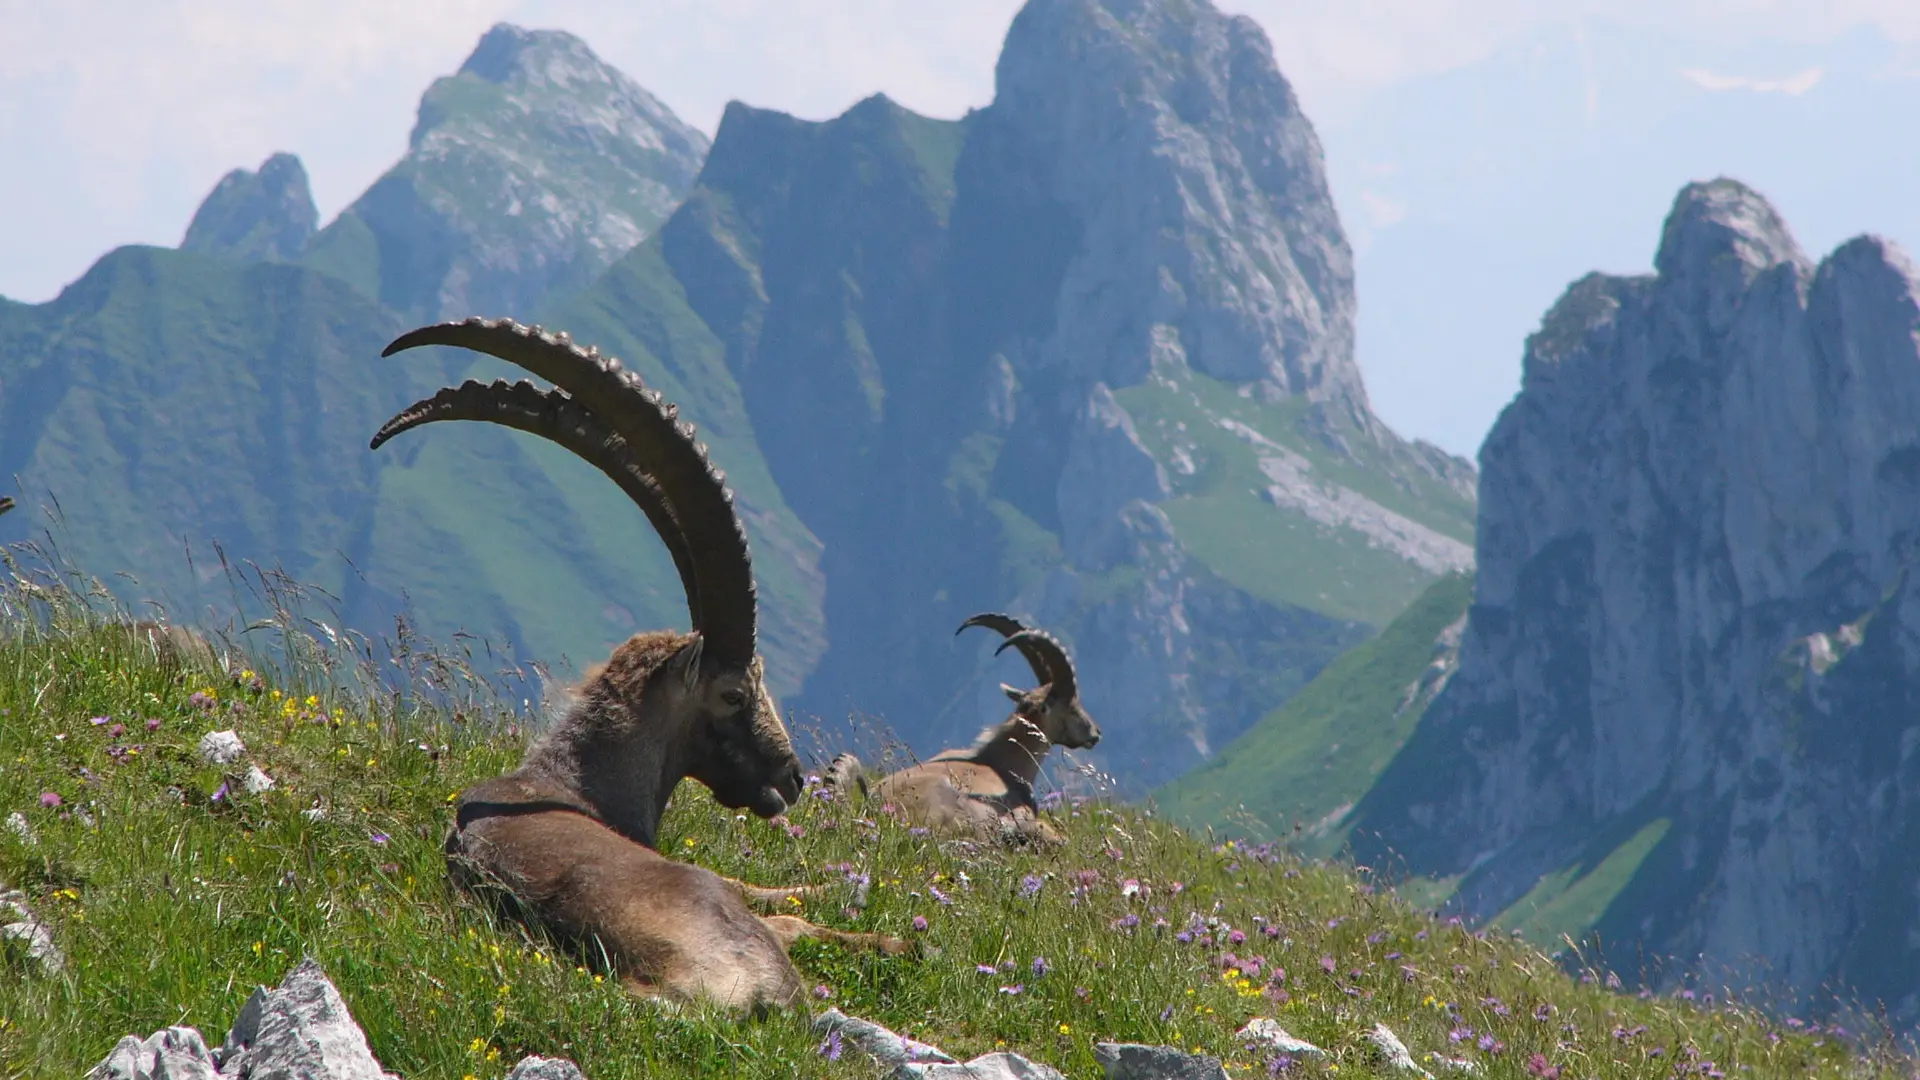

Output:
xmin=635 ymin=0 xmax=1475 ymax=790
xmin=1351 ymin=178 xmax=1920 ymax=1018
xmin=179 ymin=153 xmax=318 ymax=263
xmin=302 ymin=23 xmax=709 ymax=321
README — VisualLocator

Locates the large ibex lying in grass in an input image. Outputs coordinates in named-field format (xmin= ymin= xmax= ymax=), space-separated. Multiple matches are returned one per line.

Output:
xmin=373 ymin=318 xmax=910 ymax=1012
xmin=826 ymin=614 xmax=1099 ymax=846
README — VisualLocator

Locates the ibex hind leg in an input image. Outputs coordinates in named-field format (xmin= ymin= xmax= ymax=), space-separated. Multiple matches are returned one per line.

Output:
xmin=758 ymin=914 xmax=916 ymax=957
xmin=717 ymin=874 xmax=829 ymax=910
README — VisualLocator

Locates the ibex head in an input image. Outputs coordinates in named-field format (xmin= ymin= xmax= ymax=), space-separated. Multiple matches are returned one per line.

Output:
xmin=372 ymin=319 xmax=803 ymax=823
xmin=957 ymin=613 xmax=1100 ymax=750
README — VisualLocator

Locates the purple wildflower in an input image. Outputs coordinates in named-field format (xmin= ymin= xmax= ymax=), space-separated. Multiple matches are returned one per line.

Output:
xmin=1174 ymin=931 xmax=1193 ymax=944
xmin=1319 ymin=955 xmax=1335 ymax=975
xmin=1032 ymin=956 xmax=1051 ymax=976
xmin=369 ymin=831 xmax=389 ymax=845
xmin=1227 ymin=929 xmax=1246 ymax=945
xmin=929 ymin=884 xmax=952 ymax=906
xmin=977 ymin=964 xmax=997 ymax=975
xmin=1019 ymin=874 xmax=1044 ymax=897
xmin=908 ymin=826 xmax=930 ymax=837
xmin=813 ymin=984 xmax=832 ymax=1000
xmin=210 ymin=781 xmax=230 ymax=803
xmin=818 ymin=1029 xmax=843 ymax=1061
xmin=912 ymin=915 xmax=929 ymax=931
xmin=146 ymin=717 xmax=162 ymax=731
xmin=1449 ymin=1027 xmax=1472 ymax=1044
xmin=997 ymin=984 xmax=1023 ymax=995
xmin=1159 ymin=1004 xmax=1175 ymax=1022
xmin=788 ymin=824 xmax=808 ymax=839
xmin=89 ymin=715 xmax=109 ymax=726
xmin=1112 ymin=914 xmax=1140 ymax=932
xmin=1266 ymin=1053 xmax=1295 ymax=1075
xmin=1534 ymin=1003 xmax=1553 ymax=1022
xmin=38 ymin=791 xmax=62 ymax=809
xmin=107 ymin=723 xmax=125 ymax=738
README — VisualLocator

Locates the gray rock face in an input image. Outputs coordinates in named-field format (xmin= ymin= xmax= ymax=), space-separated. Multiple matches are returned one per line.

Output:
xmin=88 ymin=1027 xmax=220 ymax=1080
xmin=0 ymin=884 xmax=64 ymax=974
xmin=310 ymin=22 xmax=709 ymax=320
xmin=88 ymin=958 xmax=400 ymax=1080
xmin=180 ymin=153 xmax=318 ymax=263
xmin=992 ymin=0 xmax=1359 ymax=407
xmin=236 ymin=958 xmax=397 ymax=1080
xmin=1094 ymin=1041 xmax=1229 ymax=1080
xmin=505 ymin=1057 xmax=588 ymax=1080
xmin=1058 ymin=384 xmax=1171 ymax=569
xmin=1352 ymin=177 xmax=1920 ymax=1019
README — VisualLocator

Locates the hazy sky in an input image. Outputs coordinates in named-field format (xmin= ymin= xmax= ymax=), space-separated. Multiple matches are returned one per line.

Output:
xmin=3 ymin=0 xmax=1913 ymax=453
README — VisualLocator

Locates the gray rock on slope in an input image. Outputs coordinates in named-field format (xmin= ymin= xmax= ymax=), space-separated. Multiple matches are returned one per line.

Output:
xmin=90 ymin=958 xmax=402 ymax=1079
xmin=180 ymin=153 xmax=319 ymax=263
xmin=1095 ymin=1041 xmax=1229 ymax=1079
xmin=1350 ymin=176 xmax=1920 ymax=1019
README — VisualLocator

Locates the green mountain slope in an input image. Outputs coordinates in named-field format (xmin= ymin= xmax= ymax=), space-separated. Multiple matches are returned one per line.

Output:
xmin=1154 ymin=572 xmax=1473 ymax=849
xmin=0 ymin=245 xmax=820 ymax=695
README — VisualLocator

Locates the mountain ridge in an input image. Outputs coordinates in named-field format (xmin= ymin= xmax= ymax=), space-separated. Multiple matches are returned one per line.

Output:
xmin=1347 ymin=176 xmax=1920 ymax=1021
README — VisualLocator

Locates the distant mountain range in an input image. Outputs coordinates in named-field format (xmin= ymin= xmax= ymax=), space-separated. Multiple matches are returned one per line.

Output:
xmin=0 ymin=0 xmax=1473 ymax=793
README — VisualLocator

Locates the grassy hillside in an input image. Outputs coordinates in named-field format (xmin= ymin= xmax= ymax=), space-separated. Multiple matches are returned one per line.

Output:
xmin=1155 ymin=573 xmax=1474 ymax=848
xmin=0 ymin=574 xmax=1908 ymax=1079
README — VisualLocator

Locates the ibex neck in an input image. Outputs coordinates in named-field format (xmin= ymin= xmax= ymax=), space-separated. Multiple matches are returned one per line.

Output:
xmin=969 ymin=714 xmax=1053 ymax=789
xmin=518 ymin=705 xmax=678 ymax=849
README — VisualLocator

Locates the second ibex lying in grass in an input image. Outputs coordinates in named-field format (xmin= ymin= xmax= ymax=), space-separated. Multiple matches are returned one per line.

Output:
xmin=826 ymin=614 xmax=1099 ymax=846
xmin=373 ymin=317 xmax=910 ymax=1013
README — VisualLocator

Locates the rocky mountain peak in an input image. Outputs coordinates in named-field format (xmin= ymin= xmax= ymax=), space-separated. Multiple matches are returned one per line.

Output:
xmin=989 ymin=0 xmax=1362 ymax=411
xmin=302 ymin=22 xmax=709 ymax=320
xmin=179 ymin=152 xmax=318 ymax=263
xmin=1654 ymin=178 xmax=1811 ymax=338
xmin=1350 ymin=177 xmax=1920 ymax=1020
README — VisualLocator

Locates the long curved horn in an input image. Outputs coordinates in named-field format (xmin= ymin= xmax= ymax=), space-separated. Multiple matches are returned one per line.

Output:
xmin=0 ymin=497 xmax=13 ymax=517
xmin=956 ymin=611 xmax=1055 ymax=689
xmin=370 ymin=379 xmax=701 ymax=629
xmin=382 ymin=319 xmax=757 ymax=665
xmin=994 ymin=629 xmax=1077 ymax=701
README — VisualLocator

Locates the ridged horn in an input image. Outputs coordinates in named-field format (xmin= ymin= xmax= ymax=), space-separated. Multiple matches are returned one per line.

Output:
xmin=369 ymin=379 xmax=701 ymax=629
xmin=380 ymin=318 xmax=757 ymax=664
xmin=993 ymin=629 xmax=1077 ymax=702
xmin=0 ymin=497 xmax=13 ymax=517
xmin=957 ymin=612 xmax=1056 ymax=691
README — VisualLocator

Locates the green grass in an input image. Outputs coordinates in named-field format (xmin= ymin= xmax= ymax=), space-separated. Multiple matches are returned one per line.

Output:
xmin=0 ymin=574 xmax=1910 ymax=1080
xmin=1154 ymin=572 xmax=1474 ymax=847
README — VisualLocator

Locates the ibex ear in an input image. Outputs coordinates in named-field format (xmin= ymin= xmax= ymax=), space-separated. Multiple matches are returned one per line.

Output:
xmin=678 ymin=636 xmax=706 ymax=692
xmin=1001 ymin=683 xmax=1025 ymax=703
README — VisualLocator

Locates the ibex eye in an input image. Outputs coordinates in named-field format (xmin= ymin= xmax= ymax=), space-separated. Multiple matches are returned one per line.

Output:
xmin=721 ymin=689 xmax=745 ymax=708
